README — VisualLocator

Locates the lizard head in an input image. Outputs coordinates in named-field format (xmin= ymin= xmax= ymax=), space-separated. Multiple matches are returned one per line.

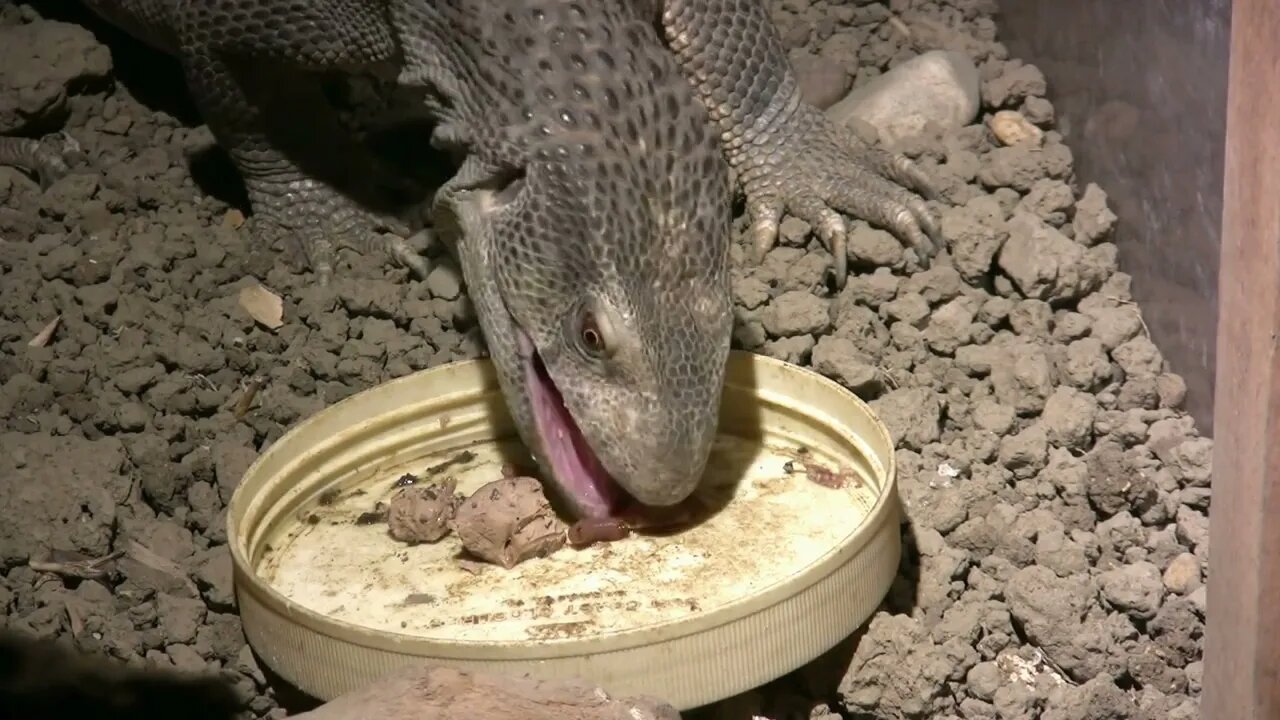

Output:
xmin=433 ymin=98 xmax=734 ymax=520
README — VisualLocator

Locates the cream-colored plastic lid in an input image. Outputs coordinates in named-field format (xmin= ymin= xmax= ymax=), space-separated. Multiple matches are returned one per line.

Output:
xmin=228 ymin=350 xmax=900 ymax=710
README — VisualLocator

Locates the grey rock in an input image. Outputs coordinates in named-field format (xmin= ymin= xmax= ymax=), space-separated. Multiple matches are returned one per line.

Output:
xmin=827 ymin=50 xmax=980 ymax=145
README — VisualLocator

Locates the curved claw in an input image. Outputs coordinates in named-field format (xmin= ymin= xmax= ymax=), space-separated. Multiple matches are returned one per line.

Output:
xmin=859 ymin=143 xmax=944 ymax=204
xmin=828 ymin=229 xmax=848 ymax=289
xmin=747 ymin=196 xmax=784 ymax=264
xmin=789 ymin=194 xmax=850 ymax=288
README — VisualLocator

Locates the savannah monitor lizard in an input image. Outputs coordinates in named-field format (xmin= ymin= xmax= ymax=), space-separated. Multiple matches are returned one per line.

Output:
xmin=4 ymin=0 xmax=942 ymax=520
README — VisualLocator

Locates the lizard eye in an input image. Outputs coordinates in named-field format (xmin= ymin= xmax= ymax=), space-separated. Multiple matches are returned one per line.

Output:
xmin=580 ymin=315 xmax=604 ymax=355
xmin=578 ymin=310 xmax=610 ymax=358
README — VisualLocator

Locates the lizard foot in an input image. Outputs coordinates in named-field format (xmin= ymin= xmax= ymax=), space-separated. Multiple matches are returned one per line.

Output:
xmin=738 ymin=105 xmax=942 ymax=288
xmin=0 ymin=132 xmax=88 ymax=189
xmin=245 ymin=178 xmax=428 ymax=286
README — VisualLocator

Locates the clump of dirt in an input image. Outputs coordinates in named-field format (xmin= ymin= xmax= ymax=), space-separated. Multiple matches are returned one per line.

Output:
xmin=0 ymin=1 xmax=1208 ymax=719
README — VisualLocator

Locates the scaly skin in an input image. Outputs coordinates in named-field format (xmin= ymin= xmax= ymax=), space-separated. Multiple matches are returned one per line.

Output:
xmin=12 ymin=0 xmax=941 ymax=518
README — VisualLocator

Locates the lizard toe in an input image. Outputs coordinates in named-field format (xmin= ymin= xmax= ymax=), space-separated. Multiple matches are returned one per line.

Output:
xmin=825 ymin=182 xmax=938 ymax=266
xmin=381 ymin=231 xmax=430 ymax=280
xmin=783 ymin=194 xmax=850 ymax=288
xmin=746 ymin=195 xmax=785 ymax=265
xmin=300 ymin=229 xmax=337 ymax=285
xmin=853 ymin=141 xmax=944 ymax=203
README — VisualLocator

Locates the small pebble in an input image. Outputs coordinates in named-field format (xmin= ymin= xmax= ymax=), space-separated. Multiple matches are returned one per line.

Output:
xmin=989 ymin=110 xmax=1044 ymax=146
xmin=1162 ymin=552 xmax=1202 ymax=594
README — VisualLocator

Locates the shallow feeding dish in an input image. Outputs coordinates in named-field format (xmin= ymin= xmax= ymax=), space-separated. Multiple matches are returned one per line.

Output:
xmin=227 ymin=349 xmax=901 ymax=710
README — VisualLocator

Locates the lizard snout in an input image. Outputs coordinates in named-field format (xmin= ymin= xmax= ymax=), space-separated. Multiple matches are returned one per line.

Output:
xmin=606 ymin=413 xmax=718 ymax=508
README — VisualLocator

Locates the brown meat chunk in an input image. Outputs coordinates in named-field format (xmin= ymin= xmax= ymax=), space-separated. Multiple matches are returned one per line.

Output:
xmin=450 ymin=477 xmax=567 ymax=568
xmin=387 ymin=478 xmax=462 ymax=544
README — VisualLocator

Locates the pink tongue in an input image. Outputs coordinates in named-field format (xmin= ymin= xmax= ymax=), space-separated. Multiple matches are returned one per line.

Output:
xmin=525 ymin=350 xmax=623 ymax=519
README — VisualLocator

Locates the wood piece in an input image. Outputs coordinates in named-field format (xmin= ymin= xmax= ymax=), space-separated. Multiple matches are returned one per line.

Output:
xmin=293 ymin=666 xmax=681 ymax=720
xmin=1201 ymin=1 xmax=1280 ymax=717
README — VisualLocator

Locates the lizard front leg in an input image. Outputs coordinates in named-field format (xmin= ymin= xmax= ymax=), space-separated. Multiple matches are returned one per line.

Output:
xmin=182 ymin=55 xmax=426 ymax=283
xmin=658 ymin=0 xmax=941 ymax=287
xmin=92 ymin=0 xmax=427 ymax=283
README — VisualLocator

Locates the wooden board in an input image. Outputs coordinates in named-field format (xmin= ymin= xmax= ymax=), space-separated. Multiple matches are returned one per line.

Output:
xmin=1201 ymin=0 xmax=1280 ymax=717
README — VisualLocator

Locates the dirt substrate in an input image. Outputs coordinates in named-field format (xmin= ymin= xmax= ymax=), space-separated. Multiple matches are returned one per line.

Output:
xmin=0 ymin=1 xmax=1209 ymax=719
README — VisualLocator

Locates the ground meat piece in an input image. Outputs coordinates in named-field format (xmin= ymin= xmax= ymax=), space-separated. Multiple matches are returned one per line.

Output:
xmin=450 ymin=477 xmax=567 ymax=568
xmin=387 ymin=478 xmax=463 ymax=544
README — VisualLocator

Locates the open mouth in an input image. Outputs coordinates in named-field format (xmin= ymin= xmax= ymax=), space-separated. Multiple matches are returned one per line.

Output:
xmin=521 ymin=335 xmax=628 ymax=519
